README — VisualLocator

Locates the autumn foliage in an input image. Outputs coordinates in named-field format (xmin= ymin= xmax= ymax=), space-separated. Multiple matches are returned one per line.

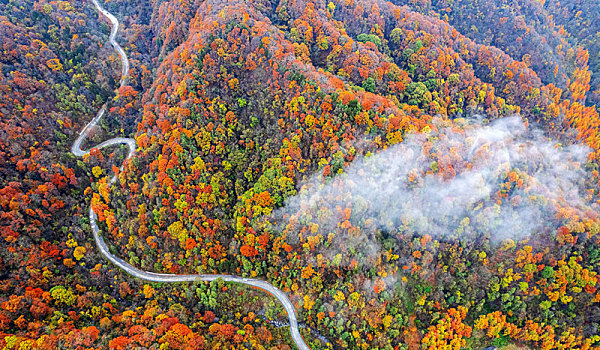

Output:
xmin=2 ymin=0 xmax=600 ymax=348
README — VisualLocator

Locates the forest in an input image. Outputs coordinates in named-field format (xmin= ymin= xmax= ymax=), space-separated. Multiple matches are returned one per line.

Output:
xmin=1 ymin=0 xmax=600 ymax=349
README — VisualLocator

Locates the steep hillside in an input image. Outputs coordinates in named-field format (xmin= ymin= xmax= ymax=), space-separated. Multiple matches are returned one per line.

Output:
xmin=1 ymin=0 xmax=600 ymax=349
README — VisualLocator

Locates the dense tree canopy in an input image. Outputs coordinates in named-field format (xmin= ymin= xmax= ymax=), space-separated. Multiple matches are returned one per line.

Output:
xmin=1 ymin=0 xmax=600 ymax=349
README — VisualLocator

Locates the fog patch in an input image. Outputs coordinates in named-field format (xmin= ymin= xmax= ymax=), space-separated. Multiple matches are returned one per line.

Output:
xmin=270 ymin=116 xmax=591 ymax=266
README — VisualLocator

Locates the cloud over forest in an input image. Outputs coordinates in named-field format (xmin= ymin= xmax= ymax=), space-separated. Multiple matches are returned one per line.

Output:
xmin=271 ymin=116 xmax=592 ymax=263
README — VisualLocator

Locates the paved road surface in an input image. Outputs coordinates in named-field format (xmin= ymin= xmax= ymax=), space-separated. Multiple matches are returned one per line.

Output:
xmin=72 ymin=1 xmax=319 ymax=349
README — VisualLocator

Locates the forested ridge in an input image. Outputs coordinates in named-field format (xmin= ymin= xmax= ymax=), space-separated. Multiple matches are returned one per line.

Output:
xmin=1 ymin=0 xmax=600 ymax=349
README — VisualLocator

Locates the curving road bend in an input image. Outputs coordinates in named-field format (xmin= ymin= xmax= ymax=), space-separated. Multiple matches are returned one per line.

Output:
xmin=73 ymin=1 xmax=316 ymax=349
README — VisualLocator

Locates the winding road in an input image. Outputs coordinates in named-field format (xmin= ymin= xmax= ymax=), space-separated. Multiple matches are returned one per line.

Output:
xmin=73 ymin=1 xmax=316 ymax=349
